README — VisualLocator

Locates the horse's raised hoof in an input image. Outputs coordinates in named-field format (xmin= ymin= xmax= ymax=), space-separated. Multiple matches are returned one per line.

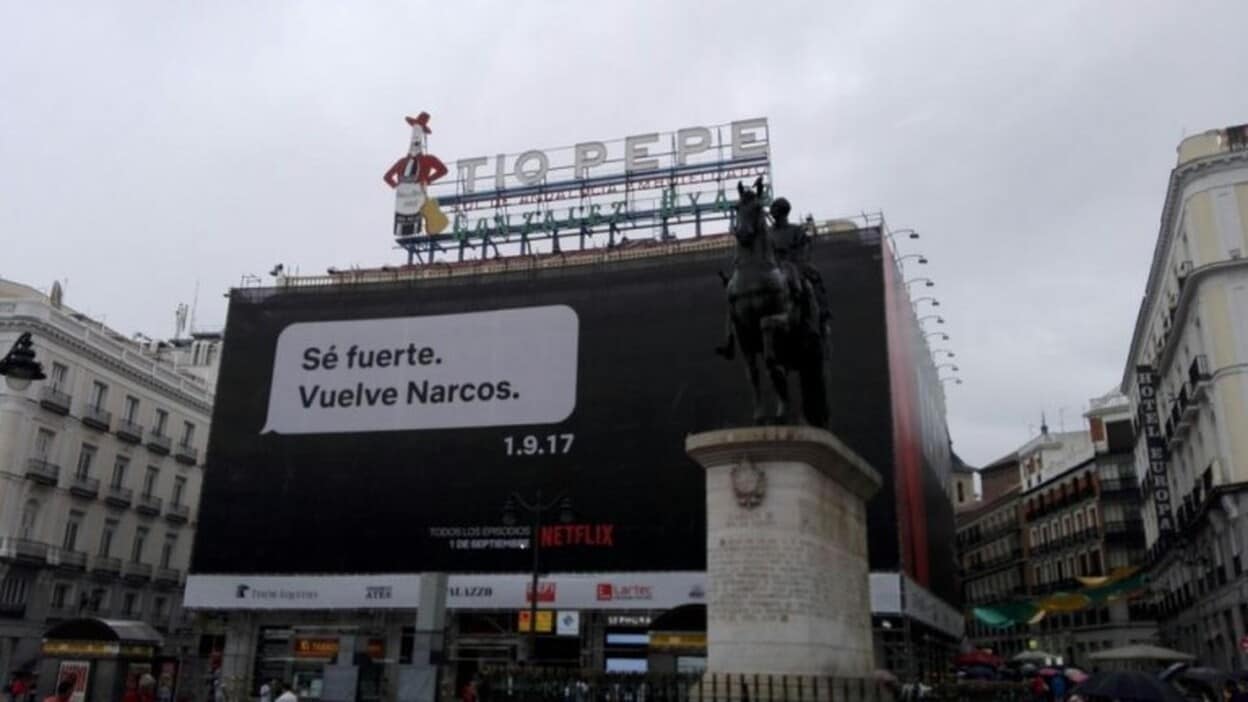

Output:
xmin=714 ymin=344 xmax=735 ymax=360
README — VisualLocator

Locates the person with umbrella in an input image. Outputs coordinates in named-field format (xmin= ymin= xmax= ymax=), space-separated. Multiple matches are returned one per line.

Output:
xmin=1071 ymin=670 xmax=1187 ymax=702
xmin=1050 ymin=669 xmax=1068 ymax=700
xmin=1030 ymin=673 xmax=1050 ymax=702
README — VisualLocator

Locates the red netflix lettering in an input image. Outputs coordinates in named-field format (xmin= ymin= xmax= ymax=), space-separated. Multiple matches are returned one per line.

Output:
xmin=538 ymin=524 xmax=615 ymax=548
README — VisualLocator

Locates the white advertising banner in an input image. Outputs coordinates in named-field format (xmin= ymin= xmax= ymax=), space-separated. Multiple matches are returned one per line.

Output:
xmin=262 ymin=305 xmax=578 ymax=434
xmin=185 ymin=571 xmax=955 ymax=635
xmin=184 ymin=572 xmax=707 ymax=611
xmin=183 ymin=574 xmax=425 ymax=610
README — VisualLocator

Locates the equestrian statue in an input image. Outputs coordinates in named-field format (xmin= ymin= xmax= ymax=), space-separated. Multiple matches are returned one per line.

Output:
xmin=716 ymin=177 xmax=829 ymax=427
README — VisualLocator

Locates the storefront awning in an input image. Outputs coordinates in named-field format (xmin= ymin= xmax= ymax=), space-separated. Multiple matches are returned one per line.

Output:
xmin=41 ymin=618 xmax=164 ymax=659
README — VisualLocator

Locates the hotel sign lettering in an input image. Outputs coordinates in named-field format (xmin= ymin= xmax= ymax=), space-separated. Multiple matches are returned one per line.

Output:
xmin=1135 ymin=365 xmax=1174 ymax=537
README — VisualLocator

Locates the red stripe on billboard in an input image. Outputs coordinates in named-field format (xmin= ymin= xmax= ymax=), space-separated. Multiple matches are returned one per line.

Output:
xmin=881 ymin=237 xmax=929 ymax=587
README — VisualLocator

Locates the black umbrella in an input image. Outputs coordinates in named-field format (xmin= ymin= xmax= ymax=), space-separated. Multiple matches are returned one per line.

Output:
xmin=962 ymin=665 xmax=996 ymax=680
xmin=1072 ymin=671 xmax=1187 ymax=702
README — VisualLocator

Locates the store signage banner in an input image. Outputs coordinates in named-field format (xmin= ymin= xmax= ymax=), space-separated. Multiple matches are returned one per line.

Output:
xmin=184 ymin=574 xmax=424 ymax=610
xmin=262 ymin=306 xmax=578 ymax=434
xmin=186 ymin=571 xmax=915 ymax=617
xmin=184 ymin=572 xmax=706 ymax=610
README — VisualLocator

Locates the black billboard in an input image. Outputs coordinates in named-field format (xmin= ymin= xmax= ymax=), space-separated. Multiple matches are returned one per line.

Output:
xmin=192 ymin=227 xmax=957 ymax=605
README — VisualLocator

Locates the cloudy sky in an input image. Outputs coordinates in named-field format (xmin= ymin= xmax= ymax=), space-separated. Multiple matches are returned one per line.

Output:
xmin=3 ymin=2 xmax=1246 ymax=465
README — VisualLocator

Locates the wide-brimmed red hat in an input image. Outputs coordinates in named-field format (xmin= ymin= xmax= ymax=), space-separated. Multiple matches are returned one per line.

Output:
xmin=405 ymin=112 xmax=432 ymax=134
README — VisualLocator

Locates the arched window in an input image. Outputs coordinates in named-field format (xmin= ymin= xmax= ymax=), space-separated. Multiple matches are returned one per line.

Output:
xmin=19 ymin=499 xmax=40 ymax=540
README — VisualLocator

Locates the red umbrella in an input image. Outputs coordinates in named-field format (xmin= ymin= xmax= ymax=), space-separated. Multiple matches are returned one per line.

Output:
xmin=955 ymin=651 xmax=1003 ymax=668
xmin=1037 ymin=668 xmax=1061 ymax=677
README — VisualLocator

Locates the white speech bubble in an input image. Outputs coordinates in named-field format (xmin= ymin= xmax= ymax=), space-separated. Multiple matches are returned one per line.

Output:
xmin=261 ymin=305 xmax=578 ymax=434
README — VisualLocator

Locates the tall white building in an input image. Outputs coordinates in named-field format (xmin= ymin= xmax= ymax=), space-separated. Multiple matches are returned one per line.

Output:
xmin=1121 ymin=122 xmax=1248 ymax=668
xmin=0 ymin=278 xmax=217 ymax=677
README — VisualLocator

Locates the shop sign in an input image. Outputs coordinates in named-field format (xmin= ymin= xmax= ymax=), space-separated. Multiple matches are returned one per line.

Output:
xmin=42 ymin=640 xmax=117 ymax=658
xmin=525 ymin=582 xmax=557 ymax=603
xmin=517 ymin=610 xmax=554 ymax=633
xmin=118 ymin=645 xmax=155 ymax=659
xmin=596 ymin=583 xmax=654 ymax=602
xmin=606 ymin=614 xmax=652 ymax=627
xmin=293 ymin=637 xmax=340 ymax=659
xmin=649 ymin=632 xmax=707 ymax=650
xmin=556 ymin=611 xmax=580 ymax=637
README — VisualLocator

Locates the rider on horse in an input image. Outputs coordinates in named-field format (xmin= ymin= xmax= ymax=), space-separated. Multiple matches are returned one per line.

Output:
xmin=769 ymin=197 xmax=830 ymax=333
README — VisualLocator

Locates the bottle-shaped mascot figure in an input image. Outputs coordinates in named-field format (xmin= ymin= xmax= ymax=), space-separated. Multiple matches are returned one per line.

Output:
xmin=383 ymin=112 xmax=450 ymax=237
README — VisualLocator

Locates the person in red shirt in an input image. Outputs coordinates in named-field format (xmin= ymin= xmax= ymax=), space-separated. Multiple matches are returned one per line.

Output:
xmin=120 ymin=673 xmax=155 ymax=702
xmin=9 ymin=674 xmax=29 ymax=702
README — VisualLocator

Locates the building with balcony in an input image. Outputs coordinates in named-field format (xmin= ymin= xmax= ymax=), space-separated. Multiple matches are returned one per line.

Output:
xmin=1121 ymin=122 xmax=1248 ymax=670
xmin=957 ymin=484 xmax=1026 ymax=657
xmin=0 ymin=278 xmax=216 ymax=677
xmin=959 ymin=392 xmax=1157 ymax=665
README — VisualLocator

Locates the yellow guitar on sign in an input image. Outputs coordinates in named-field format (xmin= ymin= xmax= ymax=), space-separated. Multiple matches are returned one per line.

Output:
xmin=422 ymin=198 xmax=449 ymax=234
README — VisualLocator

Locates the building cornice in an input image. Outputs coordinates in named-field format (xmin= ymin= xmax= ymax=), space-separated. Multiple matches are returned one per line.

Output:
xmin=1121 ymin=150 xmax=1248 ymax=391
xmin=0 ymin=317 xmax=213 ymax=416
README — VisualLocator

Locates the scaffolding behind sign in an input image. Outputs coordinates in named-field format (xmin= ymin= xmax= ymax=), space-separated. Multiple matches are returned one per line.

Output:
xmin=399 ymin=118 xmax=771 ymax=263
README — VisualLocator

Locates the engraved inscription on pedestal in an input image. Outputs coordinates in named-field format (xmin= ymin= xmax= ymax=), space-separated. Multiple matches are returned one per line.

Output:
xmin=688 ymin=426 xmax=882 ymax=677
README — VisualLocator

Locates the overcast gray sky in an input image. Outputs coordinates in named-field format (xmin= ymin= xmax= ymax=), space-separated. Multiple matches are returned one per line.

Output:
xmin=3 ymin=1 xmax=1246 ymax=466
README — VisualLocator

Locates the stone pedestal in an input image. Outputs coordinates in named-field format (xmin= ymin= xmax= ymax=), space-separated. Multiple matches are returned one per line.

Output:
xmin=686 ymin=426 xmax=882 ymax=677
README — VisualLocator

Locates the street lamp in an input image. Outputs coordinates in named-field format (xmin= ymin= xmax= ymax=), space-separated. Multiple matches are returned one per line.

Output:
xmin=503 ymin=490 xmax=573 ymax=664
xmin=887 ymin=229 xmax=919 ymax=241
xmin=932 ymin=349 xmax=955 ymax=358
xmin=913 ymin=297 xmax=940 ymax=308
xmin=941 ymin=377 xmax=963 ymax=386
xmin=918 ymin=315 xmax=945 ymax=325
xmin=937 ymin=364 xmax=960 ymax=373
xmin=906 ymin=278 xmax=935 ymax=288
xmin=925 ymin=332 xmax=949 ymax=342
xmin=898 ymin=254 xmax=928 ymax=265
xmin=0 ymin=333 xmax=46 ymax=391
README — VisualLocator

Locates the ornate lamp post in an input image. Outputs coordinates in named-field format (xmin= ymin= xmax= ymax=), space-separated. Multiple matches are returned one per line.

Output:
xmin=503 ymin=491 xmax=573 ymax=664
xmin=0 ymin=333 xmax=46 ymax=390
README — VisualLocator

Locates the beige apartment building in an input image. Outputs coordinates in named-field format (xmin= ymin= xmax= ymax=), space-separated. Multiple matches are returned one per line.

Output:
xmin=959 ymin=392 xmax=1157 ymax=666
xmin=0 ymin=278 xmax=216 ymax=678
xmin=1121 ymin=123 xmax=1248 ymax=669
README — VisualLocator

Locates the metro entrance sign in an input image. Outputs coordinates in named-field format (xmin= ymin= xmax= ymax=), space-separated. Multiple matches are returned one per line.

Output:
xmin=397 ymin=118 xmax=771 ymax=263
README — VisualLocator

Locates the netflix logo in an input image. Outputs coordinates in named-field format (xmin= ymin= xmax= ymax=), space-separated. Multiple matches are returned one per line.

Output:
xmin=539 ymin=523 xmax=614 ymax=548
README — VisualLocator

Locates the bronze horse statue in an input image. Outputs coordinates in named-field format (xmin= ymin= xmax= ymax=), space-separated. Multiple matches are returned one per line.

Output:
xmin=717 ymin=177 xmax=828 ymax=426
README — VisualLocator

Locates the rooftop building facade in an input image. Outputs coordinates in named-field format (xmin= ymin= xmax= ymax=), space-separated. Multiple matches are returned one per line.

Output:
xmin=0 ymin=278 xmax=215 ymax=678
